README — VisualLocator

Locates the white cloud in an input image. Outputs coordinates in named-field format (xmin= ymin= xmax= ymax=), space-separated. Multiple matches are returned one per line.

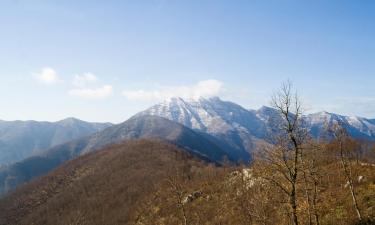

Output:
xmin=68 ymin=85 xmax=113 ymax=99
xmin=122 ymin=79 xmax=223 ymax=101
xmin=33 ymin=67 xmax=63 ymax=84
xmin=72 ymin=73 xmax=98 ymax=87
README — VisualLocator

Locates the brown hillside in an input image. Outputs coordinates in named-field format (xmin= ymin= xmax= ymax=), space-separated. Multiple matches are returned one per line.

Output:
xmin=0 ymin=139 xmax=218 ymax=225
xmin=1 ymin=139 xmax=374 ymax=225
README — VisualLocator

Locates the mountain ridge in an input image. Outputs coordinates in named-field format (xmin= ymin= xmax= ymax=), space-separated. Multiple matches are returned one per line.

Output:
xmin=0 ymin=139 xmax=214 ymax=225
xmin=0 ymin=115 xmax=231 ymax=195
xmin=137 ymin=97 xmax=267 ymax=158
xmin=0 ymin=118 xmax=112 ymax=166
xmin=0 ymin=96 xmax=374 ymax=196
xmin=140 ymin=97 xmax=375 ymax=142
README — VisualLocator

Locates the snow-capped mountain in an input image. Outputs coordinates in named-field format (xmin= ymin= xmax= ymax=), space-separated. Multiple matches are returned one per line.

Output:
xmin=139 ymin=97 xmax=265 ymax=135
xmin=138 ymin=97 xmax=375 ymax=152
xmin=304 ymin=111 xmax=375 ymax=140
xmin=1 ymin=97 xmax=374 ymax=196
xmin=137 ymin=97 xmax=268 ymax=160
xmin=255 ymin=108 xmax=375 ymax=140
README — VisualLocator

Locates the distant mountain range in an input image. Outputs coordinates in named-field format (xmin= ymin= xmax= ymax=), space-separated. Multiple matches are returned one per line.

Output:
xmin=139 ymin=96 xmax=375 ymax=148
xmin=0 ymin=118 xmax=112 ymax=166
xmin=304 ymin=111 xmax=375 ymax=140
xmin=0 ymin=96 xmax=374 ymax=196
xmin=0 ymin=115 xmax=229 ymax=195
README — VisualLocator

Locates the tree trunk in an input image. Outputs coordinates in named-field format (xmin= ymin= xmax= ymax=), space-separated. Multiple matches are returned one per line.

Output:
xmin=300 ymin=152 xmax=312 ymax=225
xmin=340 ymin=142 xmax=362 ymax=221
xmin=290 ymin=185 xmax=298 ymax=225
xmin=312 ymin=180 xmax=320 ymax=225
xmin=348 ymin=180 xmax=362 ymax=221
xmin=291 ymin=137 xmax=299 ymax=225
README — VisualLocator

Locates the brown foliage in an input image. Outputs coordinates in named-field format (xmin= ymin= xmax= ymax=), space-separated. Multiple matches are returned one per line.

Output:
xmin=0 ymin=138 xmax=374 ymax=225
xmin=0 ymin=139 xmax=218 ymax=225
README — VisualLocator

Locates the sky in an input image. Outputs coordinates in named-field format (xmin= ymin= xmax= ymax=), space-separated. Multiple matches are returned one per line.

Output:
xmin=0 ymin=0 xmax=374 ymax=123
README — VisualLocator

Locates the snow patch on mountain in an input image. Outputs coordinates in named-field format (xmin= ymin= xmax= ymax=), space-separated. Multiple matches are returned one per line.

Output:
xmin=139 ymin=97 xmax=266 ymax=137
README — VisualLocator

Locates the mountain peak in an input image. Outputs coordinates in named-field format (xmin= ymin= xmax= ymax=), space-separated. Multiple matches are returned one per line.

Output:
xmin=138 ymin=95 xmax=267 ymax=150
xmin=59 ymin=117 xmax=81 ymax=122
xmin=205 ymin=96 xmax=222 ymax=101
xmin=312 ymin=111 xmax=332 ymax=116
xmin=164 ymin=96 xmax=223 ymax=104
xmin=57 ymin=117 xmax=85 ymax=126
xmin=257 ymin=106 xmax=276 ymax=113
xmin=166 ymin=96 xmax=185 ymax=102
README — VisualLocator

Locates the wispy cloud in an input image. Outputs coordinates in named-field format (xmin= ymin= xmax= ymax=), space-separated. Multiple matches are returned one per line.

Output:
xmin=72 ymin=73 xmax=98 ymax=87
xmin=69 ymin=73 xmax=113 ymax=99
xmin=122 ymin=79 xmax=223 ymax=101
xmin=33 ymin=67 xmax=63 ymax=84
xmin=68 ymin=85 xmax=113 ymax=99
xmin=307 ymin=97 xmax=375 ymax=118
xmin=335 ymin=97 xmax=375 ymax=117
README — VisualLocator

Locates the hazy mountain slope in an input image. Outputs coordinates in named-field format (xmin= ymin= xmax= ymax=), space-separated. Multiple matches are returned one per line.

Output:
xmin=0 ymin=140 xmax=214 ymax=225
xmin=80 ymin=115 xmax=231 ymax=162
xmin=0 ymin=115 xmax=230 ymax=195
xmin=0 ymin=118 xmax=112 ymax=166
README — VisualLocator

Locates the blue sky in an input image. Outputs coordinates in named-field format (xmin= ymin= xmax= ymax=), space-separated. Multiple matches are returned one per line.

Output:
xmin=0 ymin=0 xmax=374 ymax=123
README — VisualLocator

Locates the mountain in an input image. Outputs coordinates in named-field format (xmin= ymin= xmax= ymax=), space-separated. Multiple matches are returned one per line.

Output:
xmin=0 ymin=115 xmax=230 ymax=195
xmin=139 ymin=97 xmax=375 ymax=145
xmin=137 ymin=97 xmax=265 ymax=160
xmin=304 ymin=112 xmax=375 ymax=140
xmin=0 ymin=97 xmax=374 ymax=224
xmin=1 ymin=139 xmax=374 ymax=225
xmin=0 ymin=118 xmax=112 ymax=166
xmin=0 ymin=140 xmax=214 ymax=225
xmin=1 ymin=97 xmax=374 ymax=197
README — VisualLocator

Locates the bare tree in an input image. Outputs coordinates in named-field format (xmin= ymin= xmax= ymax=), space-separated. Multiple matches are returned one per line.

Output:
xmin=300 ymin=147 xmax=313 ymax=225
xmin=167 ymin=175 xmax=189 ymax=225
xmin=330 ymin=124 xmax=363 ymax=221
xmin=166 ymin=161 xmax=192 ymax=225
xmin=258 ymin=81 xmax=306 ymax=225
xmin=300 ymin=140 xmax=322 ymax=225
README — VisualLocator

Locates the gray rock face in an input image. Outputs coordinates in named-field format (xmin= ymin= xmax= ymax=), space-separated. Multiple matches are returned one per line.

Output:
xmin=0 ymin=118 xmax=112 ymax=166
